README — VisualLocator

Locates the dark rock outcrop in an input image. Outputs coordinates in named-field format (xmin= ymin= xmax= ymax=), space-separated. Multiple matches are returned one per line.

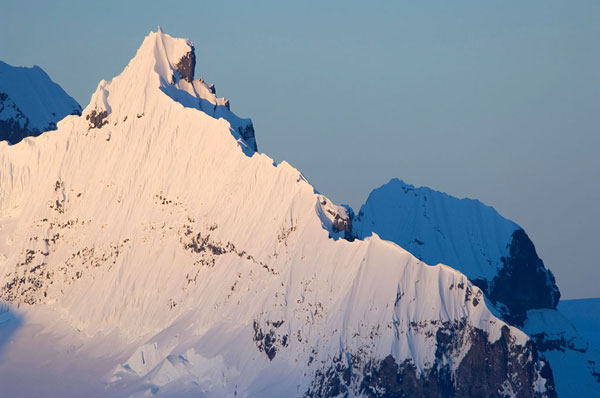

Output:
xmin=237 ymin=123 xmax=258 ymax=152
xmin=332 ymin=213 xmax=352 ymax=235
xmin=163 ymin=47 xmax=258 ymax=154
xmin=474 ymin=229 xmax=560 ymax=325
xmin=175 ymin=50 xmax=196 ymax=83
xmin=529 ymin=331 xmax=586 ymax=354
xmin=305 ymin=322 xmax=556 ymax=398
xmin=252 ymin=320 xmax=289 ymax=361
xmin=86 ymin=109 xmax=108 ymax=129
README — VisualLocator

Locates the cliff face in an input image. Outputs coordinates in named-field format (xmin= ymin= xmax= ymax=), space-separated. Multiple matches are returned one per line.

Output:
xmin=489 ymin=228 xmax=560 ymax=324
xmin=307 ymin=323 xmax=555 ymax=398
xmin=174 ymin=48 xmax=196 ymax=83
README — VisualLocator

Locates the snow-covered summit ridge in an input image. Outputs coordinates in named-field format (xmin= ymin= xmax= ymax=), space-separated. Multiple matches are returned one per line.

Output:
xmin=0 ymin=60 xmax=81 ymax=144
xmin=85 ymin=28 xmax=257 ymax=152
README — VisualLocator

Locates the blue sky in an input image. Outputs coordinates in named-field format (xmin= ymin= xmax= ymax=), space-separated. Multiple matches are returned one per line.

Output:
xmin=2 ymin=1 xmax=599 ymax=299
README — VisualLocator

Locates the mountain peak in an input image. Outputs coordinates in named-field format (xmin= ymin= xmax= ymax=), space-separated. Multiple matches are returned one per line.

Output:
xmin=140 ymin=28 xmax=196 ymax=83
xmin=83 ymin=29 xmax=257 ymax=152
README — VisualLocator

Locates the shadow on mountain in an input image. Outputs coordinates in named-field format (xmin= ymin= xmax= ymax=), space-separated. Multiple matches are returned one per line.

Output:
xmin=159 ymin=85 xmax=256 ymax=157
xmin=0 ymin=302 xmax=23 ymax=358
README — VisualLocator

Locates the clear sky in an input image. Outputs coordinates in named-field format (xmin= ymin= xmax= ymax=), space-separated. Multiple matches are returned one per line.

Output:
xmin=2 ymin=1 xmax=599 ymax=300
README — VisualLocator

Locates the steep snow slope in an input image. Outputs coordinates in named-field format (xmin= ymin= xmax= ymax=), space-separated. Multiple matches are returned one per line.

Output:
xmin=0 ymin=60 xmax=81 ymax=144
xmin=0 ymin=30 xmax=554 ymax=397
xmin=355 ymin=178 xmax=600 ymax=396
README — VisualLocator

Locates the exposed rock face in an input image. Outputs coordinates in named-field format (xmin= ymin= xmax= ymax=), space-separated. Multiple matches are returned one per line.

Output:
xmin=252 ymin=319 xmax=289 ymax=360
xmin=450 ymin=326 xmax=554 ymax=398
xmin=86 ymin=109 xmax=108 ymax=129
xmin=317 ymin=198 xmax=356 ymax=241
xmin=145 ymin=31 xmax=259 ymax=154
xmin=306 ymin=323 xmax=556 ymax=398
xmin=332 ymin=213 xmax=352 ymax=235
xmin=529 ymin=331 xmax=586 ymax=353
xmin=480 ymin=229 xmax=560 ymax=325
xmin=237 ymin=122 xmax=258 ymax=152
xmin=175 ymin=50 xmax=196 ymax=83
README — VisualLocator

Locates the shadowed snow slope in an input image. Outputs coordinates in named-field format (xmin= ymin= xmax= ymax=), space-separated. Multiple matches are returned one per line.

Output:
xmin=355 ymin=178 xmax=560 ymax=324
xmin=0 ymin=30 xmax=555 ymax=397
xmin=0 ymin=60 xmax=81 ymax=144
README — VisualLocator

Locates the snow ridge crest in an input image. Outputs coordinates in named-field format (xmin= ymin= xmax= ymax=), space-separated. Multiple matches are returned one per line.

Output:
xmin=84 ymin=28 xmax=257 ymax=152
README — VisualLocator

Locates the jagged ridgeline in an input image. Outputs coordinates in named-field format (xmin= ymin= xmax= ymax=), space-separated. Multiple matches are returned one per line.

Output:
xmin=0 ymin=29 xmax=596 ymax=397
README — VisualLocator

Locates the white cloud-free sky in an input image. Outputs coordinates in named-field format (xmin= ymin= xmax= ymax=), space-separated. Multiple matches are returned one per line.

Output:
xmin=1 ymin=0 xmax=598 ymax=299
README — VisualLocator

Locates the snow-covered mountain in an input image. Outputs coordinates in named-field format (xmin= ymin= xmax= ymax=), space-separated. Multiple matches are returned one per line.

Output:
xmin=0 ymin=29 xmax=559 ymax=397
xmin=354 ymin=178 xmax=600 ymax=397
xmin=354 ymin=178 xmax=560 ymax=325
xmin=0 ymin=60 xmax=81 ymax=144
